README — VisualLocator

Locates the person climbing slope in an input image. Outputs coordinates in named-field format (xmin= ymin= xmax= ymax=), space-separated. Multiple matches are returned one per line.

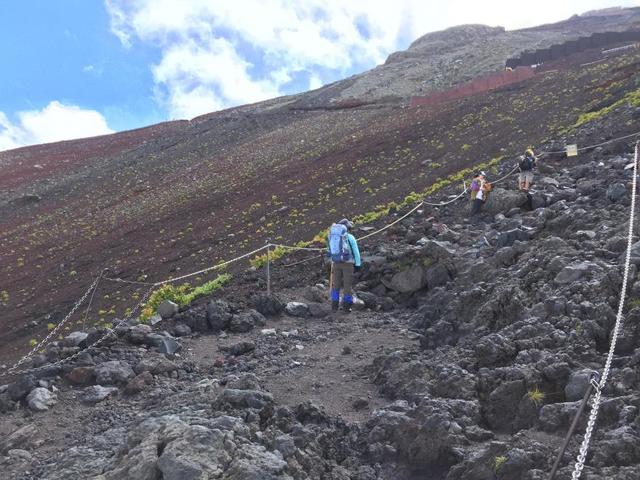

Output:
xmin=518 ymin=147 xmax=538 ymax=191
xmin=327 ymin=219 xmax=361 ymax=313
xmin=470 ymin=171 xmax=492 ymax=218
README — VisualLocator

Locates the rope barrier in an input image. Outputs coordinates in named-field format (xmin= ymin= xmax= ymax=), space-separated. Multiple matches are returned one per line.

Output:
xmin=4 ymin=129 xmax=639 ymax=378
xmin=152 ymin=245 xmax=270 ymax=286
xmin=269 ymin=243 xmax=325 ymax=252
xmin=539 ymin=130 xmax=640 ymax=156
xmin=570 ymin=141 xmax=639 ymax=479
xmin=103 ymin=276 xmax=155 ymax=286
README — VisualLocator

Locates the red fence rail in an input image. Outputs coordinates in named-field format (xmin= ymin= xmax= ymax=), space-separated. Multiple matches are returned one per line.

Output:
xmin=409 ymin=66 xmax=535 ymax=108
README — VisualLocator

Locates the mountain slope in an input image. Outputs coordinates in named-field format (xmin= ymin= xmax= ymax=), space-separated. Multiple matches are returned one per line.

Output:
xmin=1 ymin=9 xmax=640 ymax=367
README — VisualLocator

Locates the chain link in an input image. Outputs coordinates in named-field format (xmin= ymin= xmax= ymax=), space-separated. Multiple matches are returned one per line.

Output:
xmin=571 ymin=142 xmax=639 ymax=479
xmin=2 ymin=272 xmax=103 ymax=375
xmin=6 ymin=286 xmax=155 ymax=377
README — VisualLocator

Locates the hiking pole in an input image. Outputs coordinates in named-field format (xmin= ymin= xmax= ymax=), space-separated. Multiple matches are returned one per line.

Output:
xmin=548 ymin=371 xmax=600 ymax=480
xmin=266 ymin=240 xmax=271 ymax=296
xmin=329 ymin=262 xmax=334 ymax=299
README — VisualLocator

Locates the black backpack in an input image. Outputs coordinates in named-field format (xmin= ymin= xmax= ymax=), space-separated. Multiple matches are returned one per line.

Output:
xmin=519 ymin=155 xmax=534 ymax=171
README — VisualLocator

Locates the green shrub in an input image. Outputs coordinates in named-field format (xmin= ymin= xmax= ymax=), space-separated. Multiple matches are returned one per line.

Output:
xmin=140 ymin=273 xmax=232 ymax=320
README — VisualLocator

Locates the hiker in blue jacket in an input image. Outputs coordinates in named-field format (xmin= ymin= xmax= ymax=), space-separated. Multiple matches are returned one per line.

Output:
xmin=327 ymin=219 xmax=361 ymax=313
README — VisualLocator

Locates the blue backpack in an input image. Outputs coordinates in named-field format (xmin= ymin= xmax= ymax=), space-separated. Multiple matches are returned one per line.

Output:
xmin=328 ymin=224 xmax=352 ymax=262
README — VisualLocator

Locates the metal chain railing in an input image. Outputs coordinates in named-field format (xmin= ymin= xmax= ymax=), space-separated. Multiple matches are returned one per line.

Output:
xmin=6 ymin=286 xmax=155 ymax=376
xmin=570 ymin=141 xmax=639 ymax=479
xmin=3 ymin=272 xmax=104 ymax=375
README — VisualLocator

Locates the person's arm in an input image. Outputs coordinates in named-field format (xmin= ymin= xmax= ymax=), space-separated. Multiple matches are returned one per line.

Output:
xmin=349 ymin=235 xmax=361 ymax=267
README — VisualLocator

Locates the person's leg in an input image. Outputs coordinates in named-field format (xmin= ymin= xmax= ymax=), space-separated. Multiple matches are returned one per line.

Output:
xmin=330 ymin=263 xmax=341 ymax=310
xmin=471 ymin=198 xmax=482 ymax=216
xmin=526 ymin=171 xmax=533 ymax=190
xmin=342 ymin=264 xmax=354 ymax=312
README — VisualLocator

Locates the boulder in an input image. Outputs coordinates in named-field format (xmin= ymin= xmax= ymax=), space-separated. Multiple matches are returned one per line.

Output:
xmin=63 ymin=331 xmax=88 ymax=348
xmin=495 ymin=229 xmax=530 ymax=248
xmin=215 ymin=389 xmax=274 ymax=410
xmin=7 ymin=375 xmax=36 ymax=401
xmin=66 ymin=366 xmax=96 ymax=385
xmin=206 ymin=301 xmax=233 ymax=331
xmin=251 ymin=294 xmax=285 ymax=317
xmin=26 ymin=387 xmax=57 ymax=411
xmin=228 ymin=341 xmax=256 ymax=356
xmin=554 ymin=262 xmax=592 ymax=285
xmin=420 ymin=240 xmax=456 ymax=260
xmin=95 ymin=361 xmax=135 ymax=385
xmin=425 ymin=263 xmax=451 ymax=288
xmin=124 ymin=372 xmax=154 ymax=396
xmin=156 ymin=336 xmax=181 ymax=355
xmin=81 ymin=385 xmax=119 ymax=404
xmin=484 ymin=189 xmax=528 ymax=215
xmin=285 ymin=302 xmax=310 ymax=317
xmin=308 ymin=302 xmax=331 ymax=317
xmin=134 ymin=354 xmax=178 ymax=375
xmin=565 ymin=369 xmax=595 ymax=401
xmin=389 ymin=265 xmax=427 ymax=293
xmin=157 ymin=300 xmax=179 ymax=320
xmin=474 ymin=334 xmax=516 ymax=367
xmin=177 ymin=309 xmax=209 ymax=333
xmin=483 ymin=380 xmax=526 ymax=432
xmin=173 ymin=323 xmax=192 ymax=337
xmin=228 ymin=310 xmax=266 ymax=333
xmin=607 ymin=183 xmax=627 ymax=203
xmin=127 ymin=324 xmax=153 ymax=344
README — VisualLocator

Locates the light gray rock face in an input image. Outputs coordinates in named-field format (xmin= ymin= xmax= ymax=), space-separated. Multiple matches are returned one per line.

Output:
xmin=63 ymin=331 xmax=88 ymax=347
xmin=95 ymin=361 xmax=135 ymax=385
xmin=157 ymin=300 xmax=179 ymax=320
xmin=389 ymin=265 xmax=427 ymax=293
xmin=285 ymin=302 xmax=310 ymax=317
xmin=26 ymin=387 xmax=57 ymax=411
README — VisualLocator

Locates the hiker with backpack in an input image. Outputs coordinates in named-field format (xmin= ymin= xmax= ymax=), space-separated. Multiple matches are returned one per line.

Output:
xmin=470 ymin=171 xmax=492 ymax=217
xmin=518 ymin=148 xmax=538 ymax=191
xmin=327 ymin=219 xmax=361 ymax=313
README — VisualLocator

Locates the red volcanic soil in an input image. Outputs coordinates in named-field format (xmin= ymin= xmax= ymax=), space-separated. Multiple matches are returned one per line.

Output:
xmin=1 ymin=49 xmax=639 ymax=367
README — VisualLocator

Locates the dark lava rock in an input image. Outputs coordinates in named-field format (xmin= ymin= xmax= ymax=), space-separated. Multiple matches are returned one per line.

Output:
xmin=7 ymin=375 xmax=37 ymax=402
xmin=252 ymin=294 xmax=285 ymax=317
xmin=206 ymin=300 xmax=233 ymax=331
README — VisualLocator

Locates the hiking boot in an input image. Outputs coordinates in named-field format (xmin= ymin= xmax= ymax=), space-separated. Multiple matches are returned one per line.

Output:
xmin=342 ymin=302 xmax=353 ymax=313
xmin=331 ymin=301 xmax=339 ymax=312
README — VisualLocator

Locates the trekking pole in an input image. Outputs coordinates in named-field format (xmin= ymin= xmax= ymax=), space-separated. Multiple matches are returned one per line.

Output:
xmin=266 ymin=240 xmax=271 ymax=296
xmin=548 ymin=372 xmax=600 ymax=480
xmin=329 ymin=262 xmax=334 ymax=299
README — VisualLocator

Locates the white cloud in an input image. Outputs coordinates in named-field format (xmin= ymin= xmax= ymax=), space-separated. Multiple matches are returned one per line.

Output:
xmin=104 ymin=0 xmax=637 ymax=119
xmin=0 ymin=101 xmax=114 ymax=151
xmin=309 ymin=74 xmax=323 ymax=90
xmin=105 ymin=0 xmax=415 ymax=118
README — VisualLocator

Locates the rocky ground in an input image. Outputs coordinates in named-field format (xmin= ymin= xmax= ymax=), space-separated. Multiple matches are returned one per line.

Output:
xmin=2 ymin=116 xmax=640 ymax=479
xmin=2 ymin=10 xmax=640 ymax=367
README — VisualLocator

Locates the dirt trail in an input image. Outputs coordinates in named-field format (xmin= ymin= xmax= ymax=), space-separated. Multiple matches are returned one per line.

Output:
xmin=185 ymin=309 xmax=418 ymax=422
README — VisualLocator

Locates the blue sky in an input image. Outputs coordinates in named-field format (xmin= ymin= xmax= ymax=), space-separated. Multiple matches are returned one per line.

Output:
xmin=1 ymin=0 xmax=638 ymax=151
